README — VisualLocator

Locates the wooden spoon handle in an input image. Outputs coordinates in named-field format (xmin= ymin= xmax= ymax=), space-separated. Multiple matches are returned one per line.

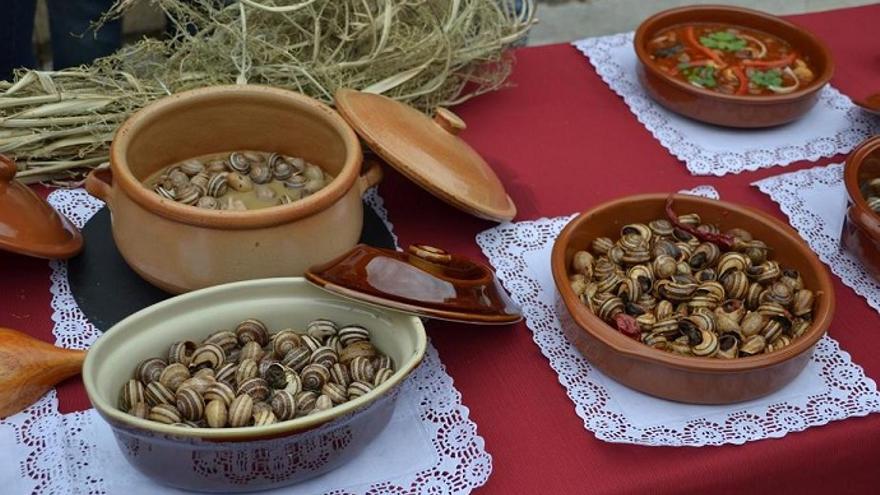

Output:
xmin=0 ymin=327 xmax=86 ymax=418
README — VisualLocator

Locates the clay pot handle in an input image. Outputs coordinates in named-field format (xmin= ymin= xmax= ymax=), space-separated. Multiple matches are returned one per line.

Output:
xmin=0 ymin=154 xmax=17 ymax=183
xmin=357 ymin=158 xmax=384 ymax=195
xmin=85 ymin=166 xmax=114 ymax=204
xmin=433 ymin=108 xmax=466 ymax=135
xmin=0 ymin=328 xmax=85 ymax=419
xmin=847 ymin=205 xmax=880 ymax=244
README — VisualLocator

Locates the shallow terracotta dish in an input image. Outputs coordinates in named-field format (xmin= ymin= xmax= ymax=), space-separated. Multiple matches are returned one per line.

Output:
xmin=83 ymin=277 xmax=426 ymax=492
xmin=634 ymin=5 xmax=834 ymax=128
xmin=85 ymin=85 xmax=380 ymax=294
xmin=843 ymin=136 xmax=880 ymax=281
xmin=551 ymin=194 xmax=834 ymax=404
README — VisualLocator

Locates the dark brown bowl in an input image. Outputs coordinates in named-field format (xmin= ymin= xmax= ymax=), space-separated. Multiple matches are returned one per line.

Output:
xmin=843 ymin=136 xmax=880 ymax=282
xmin=634 ymin=5 xmax=834 ymax=128
xmin=551 ymin=194 xmax=835 ymax=404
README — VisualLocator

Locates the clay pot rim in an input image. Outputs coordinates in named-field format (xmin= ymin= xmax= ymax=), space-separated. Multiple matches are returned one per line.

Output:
xmin=844 ymin=135 xmax=880 ymax=222
xmin=109 ymin=85 xmax=363 ymax=229
xmin=551 ymin=193 xmax=835 ymax=373
xmin=633 ymin=5 xmax=835 ymax=105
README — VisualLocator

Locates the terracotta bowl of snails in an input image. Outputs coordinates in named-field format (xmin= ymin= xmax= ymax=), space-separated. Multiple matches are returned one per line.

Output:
xmin=551 ymin=194 xmax=834 ymax=404
xmin=83 ymin=277 xmax=426 ymax=492
xmin=85 ymin=85 xmax=382 ymax=294
xmin=843 ymin=135 xmax=880 ymax=282
xmin=634 ymin=5 xmax=833 ymax=127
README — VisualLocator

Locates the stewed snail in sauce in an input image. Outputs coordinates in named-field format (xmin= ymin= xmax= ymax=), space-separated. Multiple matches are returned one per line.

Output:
xmin=646 ymin=23 xmax=816 ymax=96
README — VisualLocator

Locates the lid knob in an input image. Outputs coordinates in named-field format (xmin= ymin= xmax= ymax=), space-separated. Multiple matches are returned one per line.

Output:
xmin=408 ymin=244 xmax=452 ymax=265
xmin=433 ymin=108 xmax=467 ymax=135
xmin=0 ymin=155 xmax=17 ymax=183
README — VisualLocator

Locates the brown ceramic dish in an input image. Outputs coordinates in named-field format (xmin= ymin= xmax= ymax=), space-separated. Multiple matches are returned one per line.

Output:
xmin=634 ymin=5 xmax=834 ymax=127
xmin=85 ymin=85 xmax=381 ymax=294
xmin=551 ymin=194 xmax=834 ymax=404
xmin=843 ymin=135 xmax=880 ymax=281
xmin=83 ymin=277 xmax=427 ymax=492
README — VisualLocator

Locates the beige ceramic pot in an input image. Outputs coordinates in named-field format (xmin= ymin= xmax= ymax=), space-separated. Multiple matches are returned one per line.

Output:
xmin=85 ymin=85 xmax=381 ymax=293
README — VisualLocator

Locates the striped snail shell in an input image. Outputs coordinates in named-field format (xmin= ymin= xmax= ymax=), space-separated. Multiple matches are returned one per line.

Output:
xmin=306 ymin=319 xmax=338 ymax=341
xmin=743 ymin=240 xmax=769 ymax=265
xmin=780 ymin=269 xmax=804 ymax=291
xmin=657 ymin=280 xmax=698 ymax=303
xmin=193 ymin=367 xmax=215 ymax=380
xmin=350 ymin=356 xmax=375 ymax=383
xmin=235 ymin=358 xmax=259 ymax=386
xmin=717 ymin=252 xmax=750 ymax=276
xmin=648 ymin=219 xmax=674 ymax=237
xmin=168 ymin=169 xmax=189 ymax=187
xmin=650 ymin=317 xmax=679 ymax=339
xmin=321 ymin=383 xmax=348 ymax=404
xmin=176 ymin=387 xmax=205 ymax=421
xmin=696 ymin=223 xmax=720 ymax=235
xmin=303 ymin=163 xmax=324 ymax=182
xmin=148 ymin=404 xmax=182 ymax=424
xmin=347 ymin=381 xmax=373 ymax=399
xmin=203 ymin=330 xmax=238 ymax=353
xmin=168 ymin=341 xmax=197 ymax=366
xmin=258 ymin=355 xmax=279 ymax=377
xmin=652 ymin=255 xmax=677 ymax=280
xmin=373 ymin=368 xmax=393 ymax=387
xmin=761 ymin=316 xmax=791 ymax=344
xmin=284 ymin=174 xmax=307 ymax=190
xmin=236 ymin=319 xmax=269 ymax=347
xmin=716 ymin=334 xmax=739 ymax=359
xmin=204 ymin=381 xmax=236 ymax=406
xmin=338 ymin=325 xmax=370 ymax=346
xmin=571 ymin=250 xmax=594 ymax=277
xmin=744 ymin=282 xmax=763 ymax=310
xmin=206 ymin=172 xmax=229 ymax=198
xmin=145 ymin=381 xmax=175 ymax=407
xmin=372 ymin=354 xmax=393 ymax=370
xmin=178 ymin=375 xmax=214 ymax=396
xmin=721 ymin=270 xmax=749 ymax=300
xmin=253 ymin=408 xmax=277 ymax=426
xmin=300 ymin=335 xmax=322 ymax=353
xmin=595 ymin=270 xmax=623 ymax=294
xmin=189 ymin=343 xmax=225 ymax=371
xmin=119 ymin=379 xmax=145 ymax=410
xmin=677 ymin=212 xmax=701 ymax=226
xmin=325 ymin=335 xmax=343 ymax=355
xmin=594 ymin=293 xmax=624 ymax=322
xmin=792 ymin=289 xmax=814 ymax=317
xmin=264 ymin=362 xmax=289 ymax=389
xmin=271 ymin=390 xmax=297 ymax=420
xmin=757 ymin=302 xmax=788 ymax=318
xmin=283 ymin=371 xmax=302 ymax=395
xmin=175 ymin=184 xmax=202 ymax=206
xmin=135 ymin=357 xmax=167 ymax=384
xmin=205 ymin=399 xmax=227 ymax=428
xmin=591 ymin=237 xmax=614 ymax=255
xmin=237 ymin=377 xmax=271 ymax=402
xmin=619 ymin=232 xmax=645 ymax=252
xmin=617 ymin=278 xmax=641 ymax=304
xmin=330 ymin=363 xmax=351 ymax=388
xmin=249 ymin=163 xmax=272 ymax=184
xmin=635 ymin=313 xmax=656 ymax=331
xmin=295 ymin=391 xmax=318 ymax=416
xmin=228 ymin=394 xmax=254 ymax=427
xmin=272 ymin=160 xmax=294 ymax=181
xmin=229 ymin=152 xmax=251 ymax=174
xmin=196 ymin=196 xmax=219 ymax=210
xmin=215 ymin=362 xmax=237 ymax=386
xmin=608 ymin=245 xmax=625 ymax=265
xmin=129 ymin=401 xmax=150 ymax=419
xmin=691 ymin=330 xmax=718 ymax=357
xmin=621 ymin=223 xmax=652 ymax=243
xmin=767 ymin=335 xmax=792 ymax=353
xmin=695 ymin=281 xmax=725 ymax=303
xmin=741 ymin=311 xmax=766 ymax=338
xmin=272 ymin=329 xmax=303 ymax=358
xmin=301 ymin=363 xmax=330 ymax=391
xmin=740 ymin=335 xmax=767 ymax=356
xmin=159 ymin=363 xmax=191 ymax=392
xmin=654 ymin=300 xmax=674 ymax=321
xmin=252 ymin=400 xmax=273 ymax=417
xmin=154 ymin=184 xmax=176 ymax=200
xmin=689 ymin=242 xmax=721 ymax=270
xmin=339 ymin=340 xmax=377 ymax=364
xmin=762 ymin=281 xmax=794 ymax=307
xmin=282 ymin=346 xmax=311 ymax=372
xmin=206 ymin=159 xmax=228 ymax=173
xmin=747 ymin=261 xmax=781 ymax=283
xmin=239 ymin=340 xmax=265 ymax=363
xmin=310 ymin=346 xmax=338 ymax=368
xmin=314 ymin=395 xmax=333 ymax=412
xmin=190 ymin=171 xmax=210 ymax=189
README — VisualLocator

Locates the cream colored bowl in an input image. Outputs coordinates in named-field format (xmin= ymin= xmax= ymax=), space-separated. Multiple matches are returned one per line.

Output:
xmin=83 ymin=277 xmax=426 ymax=492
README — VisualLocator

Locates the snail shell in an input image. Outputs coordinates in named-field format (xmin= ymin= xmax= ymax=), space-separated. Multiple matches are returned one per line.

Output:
xmin=572 ymin=250 xmax=594 ymax=277
xmin=373 ymin=354 xmax=393 ymax=370
xmin=696 ymin=223 xmax=719 ymax=235
xmin=258 ymin=356 xmax=279 ymax=377
xmin=119 ymin=379 xmax=145 ymax=410
xmin=595 ymin=294 xmax=624 ymax=321
xmin=180 ymin=160 xmax=205 ymax=177
xmin=205 ymin=399 xmax=228 ymax=428
xmin=655 ymin=300 xmax=674 ymax=321
xmin=159 ymin=363 xmax=191 ymax=392
xmin=591 ymin=237 xmax=614 ymax=256
xmin=621 ymin=223 xmax=652 ymax=243
xmin=619 ymin=232 xmax=646 ymax=252
xmin=307 ymin=319 xmax=338 ymax=341
xmin=339 ymin=340 xmax=377 ymax=364
xmin=689 ymin=243 xmax=720 ymax=270
xmin=235 ymin=358 xmax=259 ymax=385
xmin=762 ymin=281 xmax=794 ymax=307
xmin=300 ymin=335 xmax=322 ymax=353
xmin=237 ymin=377 xmax=271 ymax=402
xmin=253 ymin=409 xmax=277 ymax=426
xmin=608 ymin=246 xmax=625 ymax=265
xmin=373 ymin=368 xmax=393 ymax=387
xmin=743 ymin=240 xmax=769 ymax=265
xmin=264 ymin=362 xmax=289 ymax=389
xmin=330 ymin=363 xmax=351 ymax=388
xmin=295 ymin=391 xmax=318 ymax=416
xmin=695 ymin=268 xmax=717 ymax=282
xmin=190 ymin=343 xmax=225 ymax=371
xmin=747 ymin=261 xmax=781 ymax=283
xmin=691 ymin=330 xmax=718 ymax=357
xmin=652 ymin=239 xmax=681 ymax=261
xmin=206 ymin=172 xmax=229 ymax=198
xmin=648 ymin=219 xmax=674 ymax=237
xmin=229 ymin=152 xmax=251 ymax=174
xmin=249 ymin=163 xmax=272 ymax=184
xmin=677 ymin=212 xmax=701 ymax=226
xmin=687 ymin=312 xmax=715 ymax=333
xmin=757 ymin=302 xmax=788 ymax=318
xmin=301 ymin=163 xmax=322 ymax=182
xmin=204 ymin=382 xmax=235 ymax=406
xmin=272 ymin=329 xmax=303 ymax=358
xmin=176 ymin=387 xmax=205 ymax=421
xmin=321 ymin=383 xmax=348 ymax=404
xmin=154 ymin=184 xmax=176 ymax=200
xmin=310 ymin=346 xmax=339 ymax=368
xmin=716 ymin=334 xmax=739 ymax=359
xmin=347 ymin=381 xmax=373 ymax=399
xmin=761 ymin=316 xmax=790 ymax=343
xmin=196 ymin=196 xmax=219 ymax=209
xmin=326 ymin=335 xmax=344 ymax=355
xmin=148 ymin=404 xmax=182 ymax=424
xmin=652 ymin=255 xmax=677 ymax=279
xmin=741 ymin=311 xmax=766 ymax=338
xmin=236 ymin=319 xmax=269 ymax=347
xmin=656 ymin=280 xmax=697 ymax=302
xmin=239 ymin=341 xmax=265 ymax=363
xmin=284 ymin=174 xmax=307 ymax=190
xmin=780 ymin=269 xmax=804 ymax=291
xmin=744 ymin=282 xmax=763 ymax=310
xmin=194 ymin=368 xmax=215 ymax=380
xmin=253 ymin=184 xmax=277 ymax=202
xmin=301 ymin=363 xmax=330 ymax=391
xmin=282 ymin=346 xmax=311 ymax=371
xmin=642 ymin=332 xmax=668 ymax=349
xmin=270 ymin=390 xmax=297 ymax=420
xmin=767 ymin=335 xmax=792 ymax=353
xmin=215 ymin=362 xmax=237 ymax=386
xmin=145 ymin=381 xmax=175 ymax=407
xmin=203 ymin=330 xmax=238 ymax=353
xmin=635 ymin=313 xmax=656 ymax=331
xmin=695 ymin=281 xmax=725 ymax=303
xmin=726 ymin=228 xmax=753 ymax=242
xmin=228 ymin=394 xmax=254 ymax=427
xmin=190 ymin=171 xmax=210 ymax=189
xmin=350 ymin=356 xmax=376 ymax=384
xmin=135 ymin=357 xmax=167 ymax=384
xmin=740 ymin=335 xmax=767 ymax=356
xmin=721 ymin=271 xmax=749 ymax=300
xmin=168 ymin=341 xmax=197 ymax=366
xmin=595 ymin=271 xmax=623 ymax=294
xmin=168 ymin=169 xmax=189 ymax=188
xmin=252 ymin=400 xmax=273 ymax=417
xmin=272 ymin=160 xmax=294 ymax=181
xmin=178 ymin=376 xmax=214 ymax=396
xmin=283 ymin=370 xmax=302 ymax=395
xmin=792 ymin=289 xmax=814 ymax=317
xmin=314 ymin=395 xmax=333 ymax=412
xmin=206 ymin=159 xmax=228 ymax=173
xmin=226 ymin=171 xmax=254 ymax=192
xmin=175 ymin=184 xmax=203 ymax=206
xmin=129 ymin=401 xmax=150 ymax=419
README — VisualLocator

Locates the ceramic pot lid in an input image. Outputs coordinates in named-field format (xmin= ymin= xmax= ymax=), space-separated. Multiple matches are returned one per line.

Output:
xmin=305 ymin=244 xmax=522 ymax=325
xmin=0 ymin=155 xmax=83 ymax=259
xmin=334 ymin=89 xmax=516 ymax=222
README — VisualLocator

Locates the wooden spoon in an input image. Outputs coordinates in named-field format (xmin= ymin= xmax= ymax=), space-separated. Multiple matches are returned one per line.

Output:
xmin=853 ymin=92 xmax=880 ymax=116
xmin=0 ymin=327 xmax=85 ymax=418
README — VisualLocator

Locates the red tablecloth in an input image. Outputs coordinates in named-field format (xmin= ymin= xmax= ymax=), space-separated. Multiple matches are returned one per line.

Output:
xmin=3 ymin=4 xmax=880 ymax=494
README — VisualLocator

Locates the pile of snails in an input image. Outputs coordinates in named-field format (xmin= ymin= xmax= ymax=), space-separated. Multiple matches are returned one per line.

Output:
xmin=860 ymin=178 xmax=880 ymax=214
xmin=119 ymin=318 xmax=395 ymax=428
xmin=568 ymin=209 xmax=817 ymax=359
xmin=145 ymin=151 xmax=331 ymax=211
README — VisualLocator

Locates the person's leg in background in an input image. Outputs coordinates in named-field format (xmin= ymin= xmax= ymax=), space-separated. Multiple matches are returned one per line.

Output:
xmin=0 ymin=0 xmax=38 ymax=81
xmin=46 ymin=0 xmax=122 ymax=69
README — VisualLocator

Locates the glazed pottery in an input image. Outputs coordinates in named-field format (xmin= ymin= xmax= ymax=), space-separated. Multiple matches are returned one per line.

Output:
xmin=83 ymin=277 xmax=426 ymax=492
xmin=85 ymin=85 xmax=380 ymax=294
xmin=0 ymin=155 xmax=82 ymax=259
xmin=843 ymin=135 xmax=880 ymax=281
xmin=852 ymin=92 xmax=880 ymax=115
xmin=634 ymin=5 xmax=834 ymax=128
xmin=551 ymin=194 xmax=835 ymax=404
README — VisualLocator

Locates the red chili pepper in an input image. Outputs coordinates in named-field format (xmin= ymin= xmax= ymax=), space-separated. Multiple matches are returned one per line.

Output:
xmin=664 ymin=195 xmax=736 ymax=250
xmin=613 ymin=313 xmax=641 ymax=340
xmin=741 ymin=52 xmax=796 ymax=68
xmin=685 ymin=26 xmax=726 ymax=67
xmin=731 ymin=66 xmax=748 ymax=95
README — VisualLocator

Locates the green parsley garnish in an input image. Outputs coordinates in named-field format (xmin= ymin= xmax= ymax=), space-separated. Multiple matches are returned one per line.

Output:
xmin=699 ymin=31 xmax=746 ymax=52
xmin=749 ymin=69 xmax=783 ymax=88
xmin=680 ymin=65 xmax=717 ymax=88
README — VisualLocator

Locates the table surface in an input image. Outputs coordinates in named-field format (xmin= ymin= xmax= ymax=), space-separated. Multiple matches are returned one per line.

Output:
xmin=3 ymin=4 xmax=880 ymax=495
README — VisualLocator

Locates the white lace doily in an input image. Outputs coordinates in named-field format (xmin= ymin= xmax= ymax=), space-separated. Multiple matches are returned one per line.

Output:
xmin=475 ymin=186 xmax=880 ymax=446
xmin=573 ymin=33 xmax=880 ymax=176
xmin=754 ymin=163 xmax=880 ymax=313
xmin=0 ymin=188 xmax=491 ymax=494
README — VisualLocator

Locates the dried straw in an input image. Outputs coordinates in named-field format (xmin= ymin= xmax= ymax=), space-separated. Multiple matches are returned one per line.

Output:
xmin=1 ymin=0 xmax=534 ymax=184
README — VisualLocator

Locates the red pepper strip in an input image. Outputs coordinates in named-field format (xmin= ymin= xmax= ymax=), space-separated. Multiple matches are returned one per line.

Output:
xmin=741 ymin=52 xmax=796 ymax=68
xmin=731 ymin=66 xmax=748 ymax=95
xmin=664 ymin=195 xmax=736 ymax=250
xmin=685 ymin=26 xmax=725 ymax=67
xmin=613 ymin=313 xmax=641 ymax=340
